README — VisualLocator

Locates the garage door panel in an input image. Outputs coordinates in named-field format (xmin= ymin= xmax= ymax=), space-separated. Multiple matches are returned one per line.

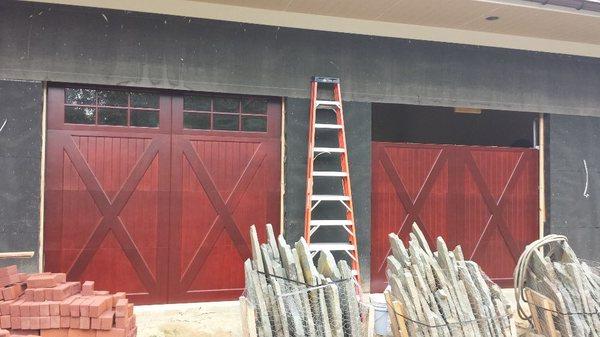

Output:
xmin=463 ymin=170 xmax=491 ymax=254
xmin=470 ymin=149 xmax=523 ymax=201
xmin=171 ymin=137 xmax=271 ymax=300
xmin=46 ymin=87 xmax=281 ymax=303
xmin=188 ymin=230 xmax=245 ymax=292
xmin=371 ymin=142 xmax=538 ymax=292
xmin=120 ymin=156 xmax=160 ymax=277
xmin=80 ymin=231 xmax=149 ymax=295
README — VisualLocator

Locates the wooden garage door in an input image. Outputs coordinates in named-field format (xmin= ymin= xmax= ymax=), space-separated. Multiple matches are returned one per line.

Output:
xmin=371 ymin=142 xmax=538 ymax=292
xmin=44 ymin=86 xmax=281 ymax=304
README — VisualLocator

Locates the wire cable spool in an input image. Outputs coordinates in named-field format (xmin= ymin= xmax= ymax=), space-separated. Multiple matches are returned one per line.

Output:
xmin=513 ymin=234 xmax=568 ymax=324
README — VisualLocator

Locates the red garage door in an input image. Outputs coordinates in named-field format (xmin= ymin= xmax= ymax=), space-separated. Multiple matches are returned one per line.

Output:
xmin=371 ymin=142 xmax=538 ymax=292
xmin=44 ymin=86 xmax=281 ymax=304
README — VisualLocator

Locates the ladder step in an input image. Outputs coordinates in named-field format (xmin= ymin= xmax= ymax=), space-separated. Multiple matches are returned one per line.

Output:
xmin=315 ymin=100 xmax=342 ymax=108
xmin=313 ymin=171 xmax=348 ymax=177
xmin=311 ymin=195 xmax=351 ymax=201
xmin=310 ymin=220 xmax=353 ymax=226
xmin=313 ymin=147 xmax=345 ymax=153
xmin=315 ymin=123 xmax=343 ymax=129
xmin=309 ymin=243 xmax=356 ymax=251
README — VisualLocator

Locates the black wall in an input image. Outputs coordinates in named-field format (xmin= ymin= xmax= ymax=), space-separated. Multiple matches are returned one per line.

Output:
xmin=0 ymin=80 xmax=42 ymax=272
xmin=372 ymin=103 xmax=537 ymax=147
xmin=284 ymin=98 xmax=372 ymax=287
xmin=1 ymin=1 xmax=600 ymax=283
xmin=2 ymin=1 xmax=600 ymax=117
xmin=546 ymin=114 xmax=600 ymax=261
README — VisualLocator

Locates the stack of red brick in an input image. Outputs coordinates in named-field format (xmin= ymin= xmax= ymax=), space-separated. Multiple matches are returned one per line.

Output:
xmin=0 ymin=265 xmax=136 ymax=337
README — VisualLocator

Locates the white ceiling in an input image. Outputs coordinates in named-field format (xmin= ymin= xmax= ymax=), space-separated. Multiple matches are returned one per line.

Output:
xmin=195 ymin=0 xmax=600 ymax=44
xmin=29 ymin=0 xmax=600 ymax=58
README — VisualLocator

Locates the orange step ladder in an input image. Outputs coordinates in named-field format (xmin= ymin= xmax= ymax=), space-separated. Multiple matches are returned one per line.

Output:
xmin=304 ymin=76 xmax=360 ymax=279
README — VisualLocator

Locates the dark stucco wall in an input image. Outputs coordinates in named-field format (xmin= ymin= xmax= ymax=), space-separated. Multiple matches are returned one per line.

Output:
xmin=546 ymin=114 xmax=600 ymax=261
xmin=284 ymin=98 xmax=372 ymax=287
xmin=2 ymin=1 xmax=600 ymax=117
xmin=0 ymin=79 xmax=42 ymax=272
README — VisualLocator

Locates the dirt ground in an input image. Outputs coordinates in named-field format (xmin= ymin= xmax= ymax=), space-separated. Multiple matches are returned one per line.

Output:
xmin=135 ymin=301 xmax=242 ymax=337
xmin=134 ymin=290 xmax=532 ymax=337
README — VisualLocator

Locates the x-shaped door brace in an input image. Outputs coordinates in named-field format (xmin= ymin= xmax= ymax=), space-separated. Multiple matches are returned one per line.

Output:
xmin=63 ymin=134 xmax=163 ymax=294
xmin=465 ymin=152 xmax=525 ymax=262
xmin=376 ymin=147 xmax=446 ymax=272
xmin=179 ymin=140 xmax=266 ymax=290
xmin=376 ymin=146 xmax=527 ymax=273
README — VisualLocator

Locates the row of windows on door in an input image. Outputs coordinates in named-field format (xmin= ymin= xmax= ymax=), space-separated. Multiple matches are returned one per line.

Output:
xmin=63 ymin=88 xmax=268 ymax=132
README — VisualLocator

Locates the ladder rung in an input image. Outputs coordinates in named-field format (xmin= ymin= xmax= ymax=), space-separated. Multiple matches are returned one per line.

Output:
xmin=313 ymin=147 xmax=345 ymax=153
xmin=313 ymin=171 xmax=348 ymax=177
xmin=315 ymin=100 xmax=342 ymax=108
xmin=315 ymin=123 xmax=343 ymax=129
xmin=309 ymin=243 xmax=356 ymax=251
xmin=311 ymin=195 xmax=351 ymax=201
xmin=310 ymin=220 xmax=353 ymax=226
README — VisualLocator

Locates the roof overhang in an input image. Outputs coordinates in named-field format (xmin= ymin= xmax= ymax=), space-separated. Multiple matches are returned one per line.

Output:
xmin=26 ymin=0 xmax=600 ymax=58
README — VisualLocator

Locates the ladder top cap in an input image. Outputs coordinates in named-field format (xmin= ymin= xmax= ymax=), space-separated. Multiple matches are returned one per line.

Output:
xmin=312 ymin=76 xmax=340 ymax=84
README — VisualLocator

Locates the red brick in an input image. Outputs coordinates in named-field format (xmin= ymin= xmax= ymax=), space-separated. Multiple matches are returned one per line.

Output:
xmin=23 ymin=289 xmax=34 ymax=301
xmin=27 ymin=274 xmax=60 ymax=289
xmin=79 ymin=297 xmax=95 ymax=317
xmin=0 ymin=300 xmax=13 ymax=316
xmin=68 ymin=329 xmax=96 ymax=337
xmin=18 ymin=273 xmax=29 ymax=282
xmin=50 ymin=316 xmax=60 ymax=329
xmin=59 ymin=296 xmax=78 ymax=316
xmin=111 ymin=293 xmax=126 ymax=307
xmin=49 ymin=302 xmax=60 ymax=316
xmin=0 ymin=328 xmax=8 ymax=337
xmin=70 ymin=298 xmax=85 ymax=317
xmin=90 ymin=317 xmax=100 ymax=330
xmin=50 ymin=284 xmax=69 ymax=301
xmin=30 ymin=316 xmax=40 ymax=329
xmin=0 ymin=315 xmax=10 ymax=329
xmin=30 ymin=302 xmax=40 ymax=317
xmin=126 ymin=304 xmax=133 ymax=318
xmin=59 ymin=316 xmax=69 ymax=329
xmin=10 ymin=316 xmax=21 ymax=329
xmin=20 ymin=302 xmax=31 ymax=317
xmin=0 ymin=266 xmax=17 ymax=278
xmin=79 ymin=316 xmax=90 ymax=330
xmin=80 ymin=282 xmax=94 ymax=297
xmin=67 ymin=282 xmax=81 ymax=295
xmin=93 ymin=291 xmax=109 ymax=296
xmin=54 ymin=274 xmax=66 ymax=284
xmin=45 ymin=288 xmax=54 ymax=300
xmin=40 ymin=316 xmax=51 ymax=329
xmin=40 ymin=302 xmax=50 ymax=317
xmin=34 ymin=288 xmax=46 ymax=302
xmin=89 ymin=296 xmax=112 ymax=318
xmin=0 ymin=273 xmax=20 ymax=288
xmin=41 ymin=329 xmax=68 ymax=337
xmin=21 ymin=316 xmax=31 ymax=330
xmin=3 ymin=283 xmax=25 ymax=300
xmin=96 ymin=328 xmax=126 ymax=337
xmin=114 ymin=299 xmax=128 ymax=318
xmin=10 ymin=299 xmax=25 ymax=316
xmin=99 ymin=310 xmax=114 ymax=330
xmin=69 ymin=317 xmax=79 ymax=329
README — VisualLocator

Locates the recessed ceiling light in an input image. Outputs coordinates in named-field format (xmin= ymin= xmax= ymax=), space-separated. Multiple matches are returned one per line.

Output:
xmin=486 ymin=16 xmax=500 ymax=21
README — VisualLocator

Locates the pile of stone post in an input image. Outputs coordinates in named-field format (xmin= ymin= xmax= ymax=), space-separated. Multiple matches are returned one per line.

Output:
xmin=244 ymin=224 xmax=363 ymax=337
xmin=386 ymin=224 xmax=516 ymax=337
xmin=524 ymin=239 xmax=600 ymax=336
